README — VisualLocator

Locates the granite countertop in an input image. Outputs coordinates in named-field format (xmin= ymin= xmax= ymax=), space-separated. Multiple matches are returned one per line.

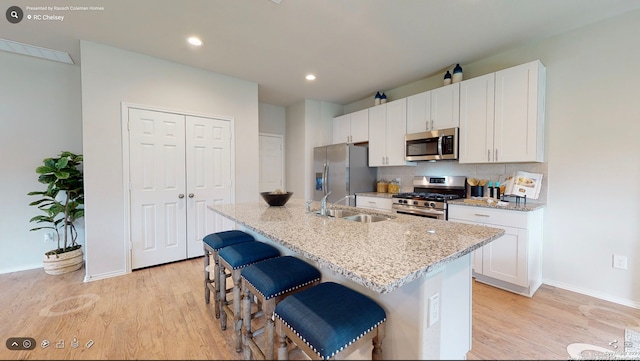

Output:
xmin=208 ymin=198 xmax=504 ymax=294
xmin=448 ymin=198 xmax=546 ymax=212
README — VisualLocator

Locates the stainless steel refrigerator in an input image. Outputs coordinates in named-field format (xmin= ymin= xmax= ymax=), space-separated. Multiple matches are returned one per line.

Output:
xmin=313 ymin=143 xmax=377 ymax=206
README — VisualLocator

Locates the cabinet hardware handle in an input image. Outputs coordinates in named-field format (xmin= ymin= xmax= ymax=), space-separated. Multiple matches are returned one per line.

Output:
xmin=188 ymin=193 xmax=194 ymax=198
xmin=495 ymin=149 xmax=498 ymax=162
xmin=487 ymin=150 xmax=490 ymax=162
xmin=431 ymin=120 xmax=434 ymax=130
xmin=474 ymin=213 xmax=490 ymax=217
xmin=178 ymin=194 xmax=185 ymax=199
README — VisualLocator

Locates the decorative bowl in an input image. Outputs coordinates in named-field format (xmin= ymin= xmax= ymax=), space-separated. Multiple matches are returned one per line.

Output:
xmin=260 ymin=192 xmax=293 ymax=206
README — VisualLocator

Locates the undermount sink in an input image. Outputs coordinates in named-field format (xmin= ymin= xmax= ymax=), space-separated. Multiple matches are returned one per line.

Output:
xmin=325 ymin=209 xmax=360 ymax=218
xmin=315 ymin=209 xmax=391 ymax=222
xmin=342 ymin=214 xmax=391 ymax=223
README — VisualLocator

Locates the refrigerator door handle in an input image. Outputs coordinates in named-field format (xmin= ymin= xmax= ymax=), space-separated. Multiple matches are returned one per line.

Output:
xmin=323 ymin=162 xmax=329 ymax=195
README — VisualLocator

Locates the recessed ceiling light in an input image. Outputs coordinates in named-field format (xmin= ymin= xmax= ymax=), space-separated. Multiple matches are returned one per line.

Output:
xmin=187 ymin=37 xmax=203 ymax=46
xmin=305 ymin=74 xmax=316 ymax=81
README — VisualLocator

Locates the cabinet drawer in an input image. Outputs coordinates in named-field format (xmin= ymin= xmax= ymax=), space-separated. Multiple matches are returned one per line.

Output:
xmin=448 ymin=205 xmax=528 ymax=228
xmin=356 ymin=196 xmax=393 ymax=212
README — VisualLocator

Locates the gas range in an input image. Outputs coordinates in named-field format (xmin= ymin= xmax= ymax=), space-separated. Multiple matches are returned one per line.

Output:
xmin=392 ymin=176 xmax=466 ymax=220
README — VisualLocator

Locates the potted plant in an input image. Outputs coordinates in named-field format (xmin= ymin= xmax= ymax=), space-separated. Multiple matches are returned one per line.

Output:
xmin=28 ymin=151 xmax=85 ymax=275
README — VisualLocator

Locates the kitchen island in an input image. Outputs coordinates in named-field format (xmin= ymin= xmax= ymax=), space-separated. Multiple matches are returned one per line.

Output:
xmin=208 ymin=198 xmax=504 ymax=360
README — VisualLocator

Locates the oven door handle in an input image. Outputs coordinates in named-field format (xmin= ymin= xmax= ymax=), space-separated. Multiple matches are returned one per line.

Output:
xmin=437 ymin=135 xmax=443 ymax=159
xmin=392 ymin=205 xmax=446 ymax=218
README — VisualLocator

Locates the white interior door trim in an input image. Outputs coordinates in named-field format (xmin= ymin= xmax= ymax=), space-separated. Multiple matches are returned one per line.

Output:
xmin=121 ymin=102 xmax=236 ymax=273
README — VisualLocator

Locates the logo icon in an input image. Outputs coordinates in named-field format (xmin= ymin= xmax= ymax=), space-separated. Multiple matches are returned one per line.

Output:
xmin=6 ymin=6 xmax=23 ymax=24
xmin=41 ymin=339 xmax=50 ymax=349
xmin=71 ymin=337 xmax=79 ymax=349
xmin=55 ymin=339 xmax=64 ymax=349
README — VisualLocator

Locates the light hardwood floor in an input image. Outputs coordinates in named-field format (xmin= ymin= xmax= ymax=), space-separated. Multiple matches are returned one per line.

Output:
xmin=1 ymin=258 xmax=639 ymax=360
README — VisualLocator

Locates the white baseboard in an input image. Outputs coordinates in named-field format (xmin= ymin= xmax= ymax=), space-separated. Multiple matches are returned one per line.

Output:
xmin=0 ymin=264 xmax=42 ymax=275
xmin=83 ymin=269 xmax=128 ymax=282
xmin=543 ymin=279 xmax=640 ymax=310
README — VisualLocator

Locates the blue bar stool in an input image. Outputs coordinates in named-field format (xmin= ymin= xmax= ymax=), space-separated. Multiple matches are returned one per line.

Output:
xmin=218 ymin=241 xmax=280 ymax=352
xmin=203 ymin=230 xmax=255 ymax=319
xmin=274 ymin=282 xmax=387 ymax=360
xmin=241 ymin=256 xmax=321 ymax=360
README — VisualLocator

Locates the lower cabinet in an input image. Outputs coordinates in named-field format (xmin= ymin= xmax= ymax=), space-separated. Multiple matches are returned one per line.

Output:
xmin=355 ymin=195 xmax=393 ymax=213
xmin=448 ymin=204 xmax=543 ymax=297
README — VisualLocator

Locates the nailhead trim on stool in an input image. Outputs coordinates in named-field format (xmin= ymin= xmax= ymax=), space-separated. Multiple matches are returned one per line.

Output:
xmin=203 ymin=230 xmax=255 ymax=319
xmin=218 ymin=241 xmax=280 ymax=353
xmin=274 ymin=282 xmax=386 ymax=360
xmin=241 ymin=256 xmax=322 ymax=360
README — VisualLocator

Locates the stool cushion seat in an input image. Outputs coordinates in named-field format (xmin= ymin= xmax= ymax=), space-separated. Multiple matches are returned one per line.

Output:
xmin=274 ymin=282 xmax=386 ymax=360
xmin=241 ymin=256 xmax=321 ymax=300
xmin=218 ymin=241 xmax=280 ymax=269
xmin=203 ymin=230 xmax=254 ymax=250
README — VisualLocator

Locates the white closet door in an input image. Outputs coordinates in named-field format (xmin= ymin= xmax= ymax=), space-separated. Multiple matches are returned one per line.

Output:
xmin=185 ymin=116 xmax=233 ymax=258
xmin=129 ymin=109 xmax=187 ymax=269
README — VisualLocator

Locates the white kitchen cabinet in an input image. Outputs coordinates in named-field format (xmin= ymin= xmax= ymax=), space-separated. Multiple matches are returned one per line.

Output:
xmin=355 ymin=195 xmax=393 ymax=212
xmin=459 ymin=60 xmax=545 ymax=163
xmin=368 ymin=98 xmax=416 ymax=167
xmin=406 ymin=83 xmax=460 ymax=134
xmin=332 ymin=109 xmax=369 ymax=144
xmin=448 ymin=204 xmax=543 ymax=297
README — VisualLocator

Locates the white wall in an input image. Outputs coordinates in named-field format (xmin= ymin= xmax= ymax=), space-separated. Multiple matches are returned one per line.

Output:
xmin=284 ymin=100 xmax=342 ymax=201
xmin=368 ymin=10 xmax=640 ymax=307
xmin=0 ymin=51 xmax=83 ymax=274
xmin=80 ymin=41 xmax=259 ymax=281
xmin=258 ymin=102 xmax=286 ymax=135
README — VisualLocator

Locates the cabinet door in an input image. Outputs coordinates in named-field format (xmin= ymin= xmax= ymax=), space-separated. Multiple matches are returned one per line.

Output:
xmin=332 ymin=114 xmax=351 ymax=144
xmin=431 ymin=82 xmax=460 ymax=130
xmin=481 ymin=225 xmax=528 ymax=287
xmin=459 ymin=73 xmax=495 ymax=163
xmin=406 ymin=90 xmax=431 ymax=133
xmin=385 ymin=98 xmax=408 ymax=166
xmin=494 ymin=61 xmax=543 ymax=162
xmin=349 ymin=109 xmax=369 ymax=143
xmin=368 ymin=105 xmax=386 ymax=166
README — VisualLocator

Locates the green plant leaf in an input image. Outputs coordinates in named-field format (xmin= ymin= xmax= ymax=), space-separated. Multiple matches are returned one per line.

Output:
xmin=54 ymin=170 xmax=70 ymax=179
xmin=56 ymin=157 xmax=69 ymax=169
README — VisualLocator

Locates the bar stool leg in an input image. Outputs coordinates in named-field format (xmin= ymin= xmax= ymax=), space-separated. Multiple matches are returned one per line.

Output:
xmin=204 ymin=248 xmax=211 ymax=304
xmin=218 ymin=261 xmax=227 ymax=331
xmin=213 ymin=251 xmax=222 ymax=319
xmin=264 ymin=300 xmax=276 ymax=360
xmin=372 ymin=324 xmax=385 ymax=360
xmin=276 ymin=322 xmax=288 ymax=361
xmin=232 ymin=269 xmax=243 ymax=353
xmin=242 ymin=283 xmax=252 ymax=360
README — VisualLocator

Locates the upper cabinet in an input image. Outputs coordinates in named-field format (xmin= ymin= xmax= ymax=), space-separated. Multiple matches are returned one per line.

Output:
xmin=459 ymin=60 xmax=546 ymax=163
xmin=369 ymin=98 xmax=416 ymax=167
xmin=406 ymin=83 xmax=460 ymax=134
xmin=332 ymin=109 xmax=368 ymax=144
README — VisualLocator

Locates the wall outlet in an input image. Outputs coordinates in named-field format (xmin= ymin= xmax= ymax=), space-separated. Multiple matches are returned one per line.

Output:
xmin=613 ymin=254 xmax=628 ymax=270
xmin=44 ymin=232 xmax=55 ymax=243
xmin=428 ymin=293 xmax=440 ymax=327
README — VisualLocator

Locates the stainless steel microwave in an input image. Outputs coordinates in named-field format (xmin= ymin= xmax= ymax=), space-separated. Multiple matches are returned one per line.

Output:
xmin=405 ymin=127 xmax=459 ymax=161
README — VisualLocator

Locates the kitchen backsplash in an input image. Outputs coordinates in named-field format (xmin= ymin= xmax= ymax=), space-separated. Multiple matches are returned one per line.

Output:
xmin=376 ymin=161 xmax=548 ymax=203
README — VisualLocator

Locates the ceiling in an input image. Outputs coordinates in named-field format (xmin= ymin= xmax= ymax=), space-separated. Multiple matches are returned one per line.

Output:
xmin=4 ymin=0 xmax=640 ymax=107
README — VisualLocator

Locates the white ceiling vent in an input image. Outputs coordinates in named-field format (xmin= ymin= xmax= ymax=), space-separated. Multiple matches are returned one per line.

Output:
xmin=0 ymin=38 xmax=74 ymax=64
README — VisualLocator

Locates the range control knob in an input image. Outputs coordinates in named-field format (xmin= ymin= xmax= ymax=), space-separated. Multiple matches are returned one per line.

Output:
xmin=428 ymin=202 xmax=436 ymax=208
xmin=413 ymin=201 xmax=419 ymax=205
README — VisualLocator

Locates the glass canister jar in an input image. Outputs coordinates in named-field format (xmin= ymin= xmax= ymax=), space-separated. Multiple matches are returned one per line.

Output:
xmin=377 ymin=179 xmax=388 ymax=193
xmin=388 ymin=180 xmax=399 ymax=194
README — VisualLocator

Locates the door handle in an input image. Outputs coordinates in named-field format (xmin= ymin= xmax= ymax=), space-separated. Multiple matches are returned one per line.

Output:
xmin=178 ymin=194 xmax=185 ymax=199
xmin=188 ymin=193 xmax=194 ymax=198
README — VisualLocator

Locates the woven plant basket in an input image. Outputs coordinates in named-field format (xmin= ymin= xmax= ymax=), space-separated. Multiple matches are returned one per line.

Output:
xmin=43 ymin=247 xmax=84 ymax=275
